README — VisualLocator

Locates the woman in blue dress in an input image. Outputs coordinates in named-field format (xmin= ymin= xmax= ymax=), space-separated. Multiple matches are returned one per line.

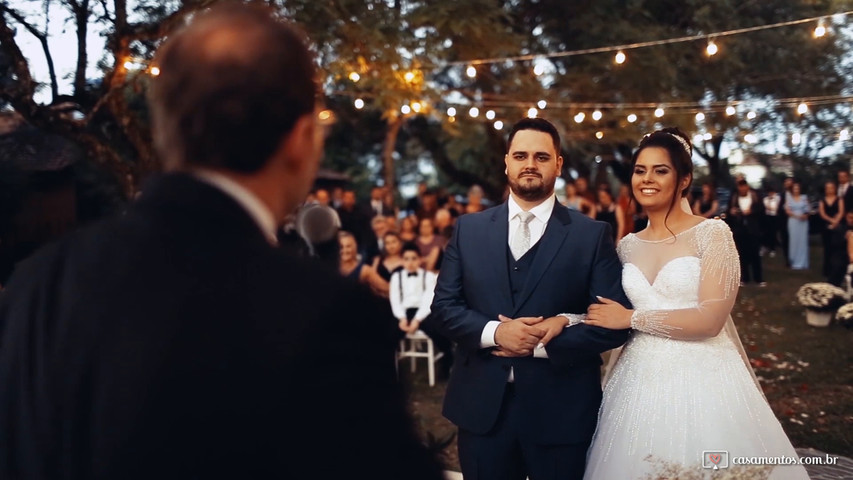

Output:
xmin=785 ymin=181 xmax=810 ymax=269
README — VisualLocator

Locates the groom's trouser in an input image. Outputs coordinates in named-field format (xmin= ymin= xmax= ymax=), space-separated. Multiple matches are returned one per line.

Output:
xmin=457 ymin=383 xmax=589 ymax=480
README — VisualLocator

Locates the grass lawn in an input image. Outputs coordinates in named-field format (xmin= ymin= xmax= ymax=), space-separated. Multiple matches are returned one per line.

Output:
xmin=405 ymin=235 xmax=853 ymax=472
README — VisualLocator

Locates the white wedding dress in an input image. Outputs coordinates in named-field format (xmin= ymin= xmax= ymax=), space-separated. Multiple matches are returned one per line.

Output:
xmin=584 ymin=219 xmax=809 ymax=480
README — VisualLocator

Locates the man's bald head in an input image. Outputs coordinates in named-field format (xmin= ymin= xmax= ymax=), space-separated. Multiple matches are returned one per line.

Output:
xmin=148 ymin=3 xmax=316 ymax=173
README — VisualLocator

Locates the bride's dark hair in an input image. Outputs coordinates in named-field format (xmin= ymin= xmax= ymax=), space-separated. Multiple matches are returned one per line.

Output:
xmin=630 ymin=127 xmax=695 ymax=236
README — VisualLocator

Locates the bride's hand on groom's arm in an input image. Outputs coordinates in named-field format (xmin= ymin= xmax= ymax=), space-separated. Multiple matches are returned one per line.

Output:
xmin=584 ymin=296 xmax=633 ymax=330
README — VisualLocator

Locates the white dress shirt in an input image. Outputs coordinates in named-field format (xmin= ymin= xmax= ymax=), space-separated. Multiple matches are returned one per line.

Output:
xmin=481 ymin=194 xmax=557 ymax=363
xmin=389 ymin=269 xmax=437 ymax=322
xmin=192 ymin=169 xmax=279 ymax=245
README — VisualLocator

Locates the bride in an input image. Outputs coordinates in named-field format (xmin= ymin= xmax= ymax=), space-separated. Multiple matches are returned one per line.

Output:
xmin=581 ymin=128 xmax=808 ymax=479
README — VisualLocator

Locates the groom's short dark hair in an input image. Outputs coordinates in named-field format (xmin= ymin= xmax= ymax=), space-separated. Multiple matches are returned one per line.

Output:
xmin=506 ymin=118 xmax=561 ymax=154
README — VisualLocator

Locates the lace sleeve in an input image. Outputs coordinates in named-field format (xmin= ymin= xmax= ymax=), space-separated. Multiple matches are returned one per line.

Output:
xmin=631 ymin=220 xmax=741 ymax=340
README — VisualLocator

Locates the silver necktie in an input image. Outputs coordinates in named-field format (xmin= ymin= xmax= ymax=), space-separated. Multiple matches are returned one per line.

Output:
xmin=510 ymin=211 xmax=536 ymax=260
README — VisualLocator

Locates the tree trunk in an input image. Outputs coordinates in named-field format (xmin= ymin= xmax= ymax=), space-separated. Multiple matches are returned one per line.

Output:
xmin=696 ymin=134 xmax=728 ymax=188
xmin=382 ymin=115 xmax=403 ymax=191
xmin=70 ymin=0 xmax=89 ymax=100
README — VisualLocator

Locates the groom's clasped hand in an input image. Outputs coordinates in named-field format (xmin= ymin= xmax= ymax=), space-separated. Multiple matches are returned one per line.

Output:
xmin=491 ymin=314 xmax=567 ymax=357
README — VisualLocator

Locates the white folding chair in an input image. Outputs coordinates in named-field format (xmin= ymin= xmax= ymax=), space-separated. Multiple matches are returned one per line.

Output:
xmin=397 ymin=330 xmax=444 ymax=386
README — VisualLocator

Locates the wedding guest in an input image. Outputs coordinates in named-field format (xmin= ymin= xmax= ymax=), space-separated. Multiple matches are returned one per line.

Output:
xmin=0 ymin=4 xmax=444 ymax=479
xmin=819 ymin=180 xmax=845 ymax=279
xmin=399 ymin=215 xmax=418 ymax=243
xmin=786 ymin=180 xmax=810 ymax=270
xmin=338 ymin=231 xmax=388 ymax=294
xmin=563 ymin=179 xmax=595 ymax=218
xmin=838 ymin=170 xmax=853 ymax=213
xmin=615 ymin=183 xmax=635 ymax=238
xmin=415 ymin=217 xmax=445 ymax=272
xmin=780 ymin=176 xmax=794 ymax=266
xmin=336 ymin=189 xmax=372 ymax=251
xmin=464 ymin=184 xmax=486 ymax=214
xmin=728 ymin=179 xmax=765 ymax=286
xmin=761 ymin=185 xmax=783 ymax=257
xmin=595 ymin=187 xmax=625 ymax=244
xmin=692 ymin=181 xmax=719 ymax=218
xmin=828 ymin=211 xmax=853 ymax=286
xmin=368 ymin=186 xmax=395 ymax=218
xmin=575 ymin=175 xmax=596 ymax=204
xmin=405 ymin=181 xmax=428 ymax=216
xmin=364 ymin=215 xmax=390 ymax=264
xmin=372 ymin=231 xmax=405 ymax=283
xmin=389 ymin=243 xmax=453 ymax=372
xmin=315 ymin=188 xmax=332 ymax=206
xmin=382 ymin=188 xmax=400 ymax=220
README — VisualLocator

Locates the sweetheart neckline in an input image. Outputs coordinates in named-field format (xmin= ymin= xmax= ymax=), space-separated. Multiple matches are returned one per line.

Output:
xmin=624 ymin=256 xmax=700 ymax=286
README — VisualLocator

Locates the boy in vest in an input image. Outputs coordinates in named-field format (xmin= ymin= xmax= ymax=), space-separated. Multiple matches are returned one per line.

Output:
xmin=390 ymin=243 xmax=453 ymax=374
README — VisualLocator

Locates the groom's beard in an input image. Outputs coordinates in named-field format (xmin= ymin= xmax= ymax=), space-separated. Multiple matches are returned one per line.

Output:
xmin=508 ymin=172 xmax=554 ymax=203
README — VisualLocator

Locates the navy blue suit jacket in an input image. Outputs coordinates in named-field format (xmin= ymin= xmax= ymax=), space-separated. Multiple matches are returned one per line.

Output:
xmin=431 ymin=200 xmax=630 ymax=444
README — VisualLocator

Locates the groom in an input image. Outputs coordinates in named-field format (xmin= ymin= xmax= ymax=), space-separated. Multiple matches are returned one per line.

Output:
xmin=432 ymin=118 xmax=630 ymax=480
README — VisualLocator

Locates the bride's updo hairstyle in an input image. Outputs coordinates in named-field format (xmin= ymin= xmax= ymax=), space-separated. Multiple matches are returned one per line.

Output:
xmin=629 ymin=127 xmax=694 ymax=211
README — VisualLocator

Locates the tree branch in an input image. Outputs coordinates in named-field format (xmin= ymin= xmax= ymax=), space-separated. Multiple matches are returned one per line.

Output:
xmin=0 ymin=4 xmax=58 ymax=102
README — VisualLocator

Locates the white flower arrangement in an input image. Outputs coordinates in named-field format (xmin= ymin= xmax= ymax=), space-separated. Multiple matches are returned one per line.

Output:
xmin=796 ymin=282 xmax=847 ymax=312
xmin=835 ymin=303 xmax=853 ymax=329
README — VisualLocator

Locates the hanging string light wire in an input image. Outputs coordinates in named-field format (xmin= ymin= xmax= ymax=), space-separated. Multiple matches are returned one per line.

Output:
xmin=443 ymin=11 xmax=852 ymax=67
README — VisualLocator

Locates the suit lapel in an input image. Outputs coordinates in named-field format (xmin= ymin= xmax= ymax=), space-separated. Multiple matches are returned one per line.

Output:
xmin=511 ymin=202 xmax=573 ymax=316
xmin=486 ymin=203 xmax=513 ymax=310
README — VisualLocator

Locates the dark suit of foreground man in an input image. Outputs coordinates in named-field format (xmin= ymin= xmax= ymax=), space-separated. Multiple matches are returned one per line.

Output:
xmin=432 ymin=118 xmax=630 ymax=480
xmin=0 ymin=4 xmax=443 ymax=480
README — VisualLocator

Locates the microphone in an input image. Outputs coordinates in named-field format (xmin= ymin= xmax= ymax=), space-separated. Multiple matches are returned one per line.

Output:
xmin=294 ymin=204 xmax=341 ymax=267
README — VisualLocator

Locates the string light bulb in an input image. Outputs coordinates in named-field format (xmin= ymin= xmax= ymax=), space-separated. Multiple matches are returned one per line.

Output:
xmin=744 ymin=133 xmax=757 ymax=143
xmin=404 ymin=71 xmax=415 ymax=83
xmin=494 ymin=120 xmax=504 ymax=130
xmin=746 ymin=111 xmax=757 ymax=120
xmin=797 ymin=103 xmax=808 ymax=115
xmin=537 ymin=100 xmax=547 ymax=109
xmin=574 ymin=112 xmax=585 ymax=123
xmin=654 ymin=107 xmax=665 ymax=118
xmin=592 ymin=110 xmax=602 ymax=121
xmin=614 ymin=51 xmax=626 ymax=64
xmin=627 ymin=114 xmax=637 ymax=123
xmin=469 ymin=107 xmax=479 ymax=118
xmin=792 ymin=132 xmax=801 ymax=145
xmin=595 ymin=131 xmax=604 ymax=139
xmin=348 ymin=72 xmax=360 ymax=82
xmin=401 ymin=105 xmax=411 ymax=115
xmin=527 ymin=108 xmax=538 ymax=118
xmin=354 ymin=98 xmax=365 ymax=109
xmin=814 ymin=19 xmax=827 ymax=38
xmin=486 ymin=110 xmax=496 ymax=120
xmin=840 ymin=129 xmax=849 ymax=141
xmin=149 ymin=66 xmax=160 ymax=76
xmin=411 ymin=101 xmax=422 ymax=113
xmin=466 ymin=65 xmax=477 ymax=78
xmin=725 ymin=106 xmax=736 ymax=116
xmin=123 ymin=60 xmax=134 ymax=70
xmin=533 ymin=63 xmax=545 ymax=76
xmin=447 ymin=107 xmax=457 ymax=117
xmin=706 ymin=40 xmax=718 ymax=56
xmin=695 ymin=112 xmax=705 ymax=122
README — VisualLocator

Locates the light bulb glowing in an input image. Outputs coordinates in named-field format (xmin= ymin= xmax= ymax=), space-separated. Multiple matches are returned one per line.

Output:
xmin=592 ymin=110 xmax=602 ymax=121
xmin=447 ymin=107 xmax=457 ymax=117
xmin=654 ymin=107 xmax=665 ymax=118
xmin=123 ymin=61 xmax=134 ymax=70
xmin=494 ymin=120 xmax=504 ymax=130
xmin=354 ymin=98 xmax=365 ymax=109
xmin=486 ymin=110 xmax=495 ymax=120
xmin=792 ymin=132 xmax=801 ymax=145
xmin=706 ymin=40 xmax=718 ymax=56
xmin=411 ymin=101 xmax=422 ymax=113
xmin=840 ymin=129 xmax=849 ymax=141
xmin=744 ymin=133 xmax=757 ymax=143
xmin=595 ymin=131 xmax=604 ymax=139
xmin=797 ymin=103 xmax=808 ymax=115
xmin=469 ymin=107 xmax=479 ymax=118
xmin=404 ymin=71 xmax=415 ymax=83
xmin=527 ymin=108 xmax=538 ymax=118
xmin=401 ymin=105 xmax=411 ymax=115
xmin=695 ymin=112 xmax=705 ymax=122
xmin=814 ymin=21 xmax=827 ymax=38
xmin=348 ymin=72 xmax=360 ymax=82
xmin=466 ymin=65 xmax=477 ymax=78
xmin=746 ymin=111 xmax=757 ymax=120
xmin=725 ymin=106 xmax=736 ymax=116
xmin=149 ymin=66 xmax=160 ymax=76
xmin=533 ymin=64 xmax=545 ymax=76
xmin=615 ymin=51 xmax=626 ymax=64
xmin=574 ymin=112 xmax=585 ymax=123
xmin=703 ymin=133 xmax=712 ymax=140
xmin=537 ymin=100 xmax=547 ymax=109
xmin=627 ymin=114 xmax=637 ymax=123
